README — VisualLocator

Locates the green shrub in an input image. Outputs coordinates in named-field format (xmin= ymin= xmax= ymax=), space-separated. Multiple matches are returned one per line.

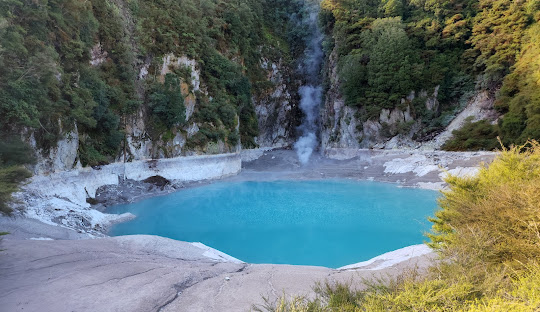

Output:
xmin=227 ymin=131 xmax=240 ymax=146
xmin=430 ymin=141 xmax=540 ymax=270
xmin=442 ymin=117 xmax=499 ymax=151
xmin=0 ymin=137 xmax=36 ymax=167
xmin=78 ymin=143 xmax=109 ymax=167
xmin=147 ymin=73 xmax=186 ymax=129
xmin=185 ymin=132 xmax=209 ymax=150
xmin=0 ymin=138 xmax=35 ymax=214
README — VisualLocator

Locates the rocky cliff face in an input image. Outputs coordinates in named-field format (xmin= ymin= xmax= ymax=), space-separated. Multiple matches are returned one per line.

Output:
xmin=320 ymin=46 xmax=419 ymax=150
xmin=425 ymin=90 xmax=499 ymax=149
xmin=124 ymin=54 xmax=298 ymax=160
xmin=320 ymin=48 xmax=362 ymax=150
xmin=319 ymin=45 xmax=496 ymax=152
xmin=8 ymin=0 xmax=304 ymax=175
xmin=122 ymin=53 xmax=231 ymax=161
xmin=253 ymin=58 xmax=299 ymax=148
xmin=31 ymin=51 xmax=298 ymax=174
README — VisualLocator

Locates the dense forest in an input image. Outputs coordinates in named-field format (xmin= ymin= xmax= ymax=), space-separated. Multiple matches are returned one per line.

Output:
xmin=1 ymin=0 xmax=540 ymax=197
xmin=0 ymin=0 xmax=312 ymax=167
xmin=1 ymin=0 xmax=539 ymax=162
xmin=320 ymin=0 xmax=540 ymax=149
xmin=0 ymin=0 xmax=318 ymax=213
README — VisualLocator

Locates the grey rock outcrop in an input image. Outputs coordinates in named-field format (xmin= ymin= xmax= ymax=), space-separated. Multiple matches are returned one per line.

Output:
xmin=253 ymin=58 xmax=299 ymax=148
xmin=26 ymin=123 xmax=81 ymax=174
xmin=319 ymin=44 xmax=496 ymax=151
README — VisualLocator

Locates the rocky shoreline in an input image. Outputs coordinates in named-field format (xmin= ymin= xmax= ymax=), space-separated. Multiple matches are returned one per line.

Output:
xmin=237 ymin=148 xmax=494 ymax=190
xmin=7 ymin=152 xmax=241 ymax=236
xmin=0 ymin=235 xmax=435 ymax=312
xmin=2 ymin=147 xmax=495 ymax=239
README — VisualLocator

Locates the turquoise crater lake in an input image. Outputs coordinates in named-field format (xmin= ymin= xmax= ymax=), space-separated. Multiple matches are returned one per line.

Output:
xmin=108 ymin=180 xmax=439 ymax=268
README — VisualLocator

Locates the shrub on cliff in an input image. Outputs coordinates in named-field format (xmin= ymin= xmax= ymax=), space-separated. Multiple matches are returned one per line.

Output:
xmin=441 ymin=117 xmax=499 ymax=151
xmin=0 ymin=166 xmax=33 ymax=214
xmin=147 ymin=73 xmax=186 ymax=130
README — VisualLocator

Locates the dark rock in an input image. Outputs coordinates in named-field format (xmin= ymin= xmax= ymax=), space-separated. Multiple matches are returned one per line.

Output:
xmin=143 ymin=175 xmax=170 ymax=188
xmin=86 ymin=197 xmax=99 ymax=205
xmin=92 ymin=177 xmax=177 ymax=209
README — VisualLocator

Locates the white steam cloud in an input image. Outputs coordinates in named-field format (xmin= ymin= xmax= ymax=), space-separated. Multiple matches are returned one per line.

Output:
xmin=294 ymin=2 xmax=324 ymax=165
xmin=294 ymin=86 xmax=321 ymax=164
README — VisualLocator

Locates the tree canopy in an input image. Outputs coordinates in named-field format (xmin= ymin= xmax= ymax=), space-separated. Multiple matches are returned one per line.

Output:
xmin=321 ymin=0 xmax=540 ymax=146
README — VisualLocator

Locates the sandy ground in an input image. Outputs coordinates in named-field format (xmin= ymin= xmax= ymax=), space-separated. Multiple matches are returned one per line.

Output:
xmin=0 ymin=148 xmax=495 ymax=311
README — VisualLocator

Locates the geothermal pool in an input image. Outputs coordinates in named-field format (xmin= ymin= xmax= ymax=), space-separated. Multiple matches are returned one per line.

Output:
xmin=108 ymin=180 xmax=439 ymax=268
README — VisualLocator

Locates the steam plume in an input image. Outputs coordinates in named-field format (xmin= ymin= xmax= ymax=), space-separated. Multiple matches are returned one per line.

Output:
xmin=294 ymin=2 xmax=323 ymax=165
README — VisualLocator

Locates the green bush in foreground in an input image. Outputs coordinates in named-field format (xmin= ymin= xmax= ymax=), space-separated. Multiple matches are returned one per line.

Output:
xmin=429 ymin=141 xmax=540 ymax=272
xmin=260 ymin=141 xmax=540 ymax=311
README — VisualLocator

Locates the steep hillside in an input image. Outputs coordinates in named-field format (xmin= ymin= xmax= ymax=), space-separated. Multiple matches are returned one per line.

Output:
xmin=0 ymin=0 xmax=309 ymax=172
xmin=1 ymin=0 xmax=539 ymax=174
xmin=319 ymin=0 xmax=540 ymax=151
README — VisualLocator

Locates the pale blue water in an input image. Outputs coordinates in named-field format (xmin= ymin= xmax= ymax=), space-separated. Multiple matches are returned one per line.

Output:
xmin=108 ymin=180 xmax=438 ymax=268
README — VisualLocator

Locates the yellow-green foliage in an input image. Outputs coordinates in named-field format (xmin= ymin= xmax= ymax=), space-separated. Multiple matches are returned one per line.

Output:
xmin=264 ymin=266 xmax=540 ymax=312
xmin=466 ymin=266 xmax=540 ymax=312
xmin=355 ymin=265 xmax=540 ymax=312
xmin=359 ymin=277 xmax=475 ymax=311
xmin=429 ymin=141 xmax=540 ymax=271
xmin=0 ymin=137 xmax=35 ymax=214
xmin=264 ymin=142 xmax=540 ymax=311
xmin=272 ymin=297 xmax=310 ymax=312
xmin=497 ymin=15 xmax=540 ymax=145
